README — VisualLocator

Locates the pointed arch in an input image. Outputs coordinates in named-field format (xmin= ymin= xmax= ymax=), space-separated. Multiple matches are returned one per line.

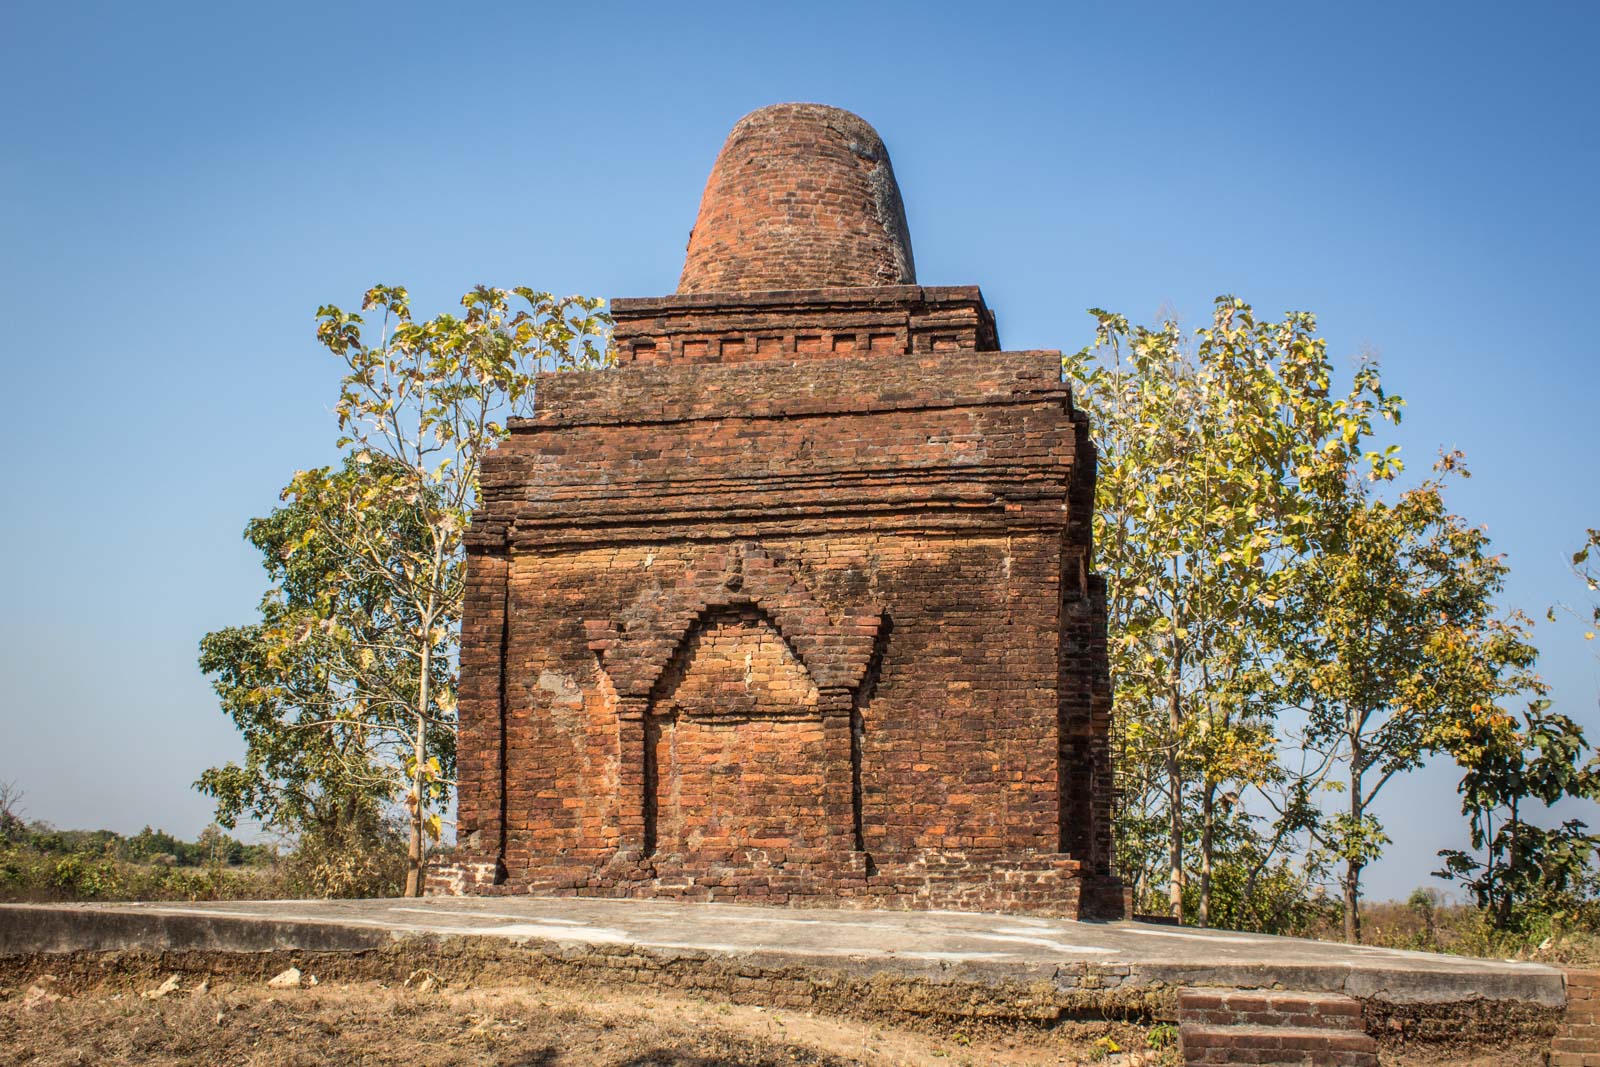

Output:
xmin=581 ymin=543 xmax=892 ymax=861
xmin=588 ymin=542 xmax=883 ymax=699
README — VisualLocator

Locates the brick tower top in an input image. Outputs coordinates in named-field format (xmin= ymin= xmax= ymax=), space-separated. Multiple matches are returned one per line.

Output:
xmin=617 ymin=104 xmax=992 ymax=365
xmin=677 ymin=103 xmax=917 ymax=294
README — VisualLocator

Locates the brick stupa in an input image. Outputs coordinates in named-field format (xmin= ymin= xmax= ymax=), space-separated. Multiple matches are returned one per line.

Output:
xmin=440 ymin=103 xmax=1123 ymax=917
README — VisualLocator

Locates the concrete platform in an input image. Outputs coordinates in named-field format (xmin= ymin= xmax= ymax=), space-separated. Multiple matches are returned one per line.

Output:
xmin=0 ymin=896 xmax=1563 ymax=1013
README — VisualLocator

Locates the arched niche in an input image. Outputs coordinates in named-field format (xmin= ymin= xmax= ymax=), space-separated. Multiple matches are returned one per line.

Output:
xmin=644 ymin=604 xmax=829 ymax=858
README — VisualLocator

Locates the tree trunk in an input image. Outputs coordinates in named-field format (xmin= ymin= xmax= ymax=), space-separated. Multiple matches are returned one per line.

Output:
xmin=1483 ymin=807 xmax=1496 ymax=920
xmin=412 ymin=748 xmax=432 ymax=895
xmin=1342 ymin=721 xmax=1365 ymax=944
xmin=404 ymin=714 xmax=427 ymax=898
xmin=1344 ymin=760 xmax=1362 ymax=943
xmin=405 ymin=635 xmax=434 ymax=899
xmin=1167 ymin=684 xmax=1184 ymax=923
xmin=1498 ymin=800 xmax=1519 ymax=929
xmin=1199 ymin=782 xmax=1214 ymax=928
xmin=1343 ymin=859 xmax=1362 ymax=944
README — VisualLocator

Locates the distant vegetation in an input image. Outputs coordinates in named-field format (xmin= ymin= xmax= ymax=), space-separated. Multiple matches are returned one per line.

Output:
xmin=0 ymin=782 xmax=409 ymax=902
xmin=1313 ymin=889 xmax=1600 ymax=967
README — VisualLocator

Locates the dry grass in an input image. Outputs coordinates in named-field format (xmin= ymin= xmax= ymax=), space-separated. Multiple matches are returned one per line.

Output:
xmin=0 ymin=973 xmax=1173 ymax=1067
xmin=1297 ymin=899 xmax=1600 ymax=968
xmin=0 ymin=962 xmax=1559 ymax=1066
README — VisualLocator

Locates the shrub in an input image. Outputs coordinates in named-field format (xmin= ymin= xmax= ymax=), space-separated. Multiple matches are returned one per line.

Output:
xmin=284 ymin=817 xmax=407 ymax=899
xmin=50 ymin=854 xmax=123 ymax=899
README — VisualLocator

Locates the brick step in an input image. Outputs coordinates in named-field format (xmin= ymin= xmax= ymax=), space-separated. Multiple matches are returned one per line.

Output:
xmin=1180 ymin=1023 xmax=1378 ymax=1066
xmin=1176 ymin=987 xmax=1365 ymax=1031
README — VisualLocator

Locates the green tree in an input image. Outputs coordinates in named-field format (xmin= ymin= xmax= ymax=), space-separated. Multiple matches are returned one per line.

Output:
xmin=203 ymin=285 xmax=608 ymax=896
xmin=1065 ymin=297 xmax=1399 ymax=925
xmin=198 ymin=454 xmax=443 ymax=862
xmin=0 ymin=782 xmax=23 ymax=842
xmin=1279 ymin=455 xmax=1537 ymax=942
xmin=1437 ymin=700 xmax=1600 ymax=929
xmin=296 ymin=285 xmax=608 ymax=894
xmin=1181 ymin=805 xmax=1335 ymax=935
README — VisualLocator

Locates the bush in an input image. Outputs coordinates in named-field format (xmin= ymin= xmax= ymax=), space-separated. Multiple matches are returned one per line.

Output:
xmin=283 ymin=816 xmax=407 ymax=899
xmin=0 ymin=822 xmax=284 ymax=903
xmin=0 ymin=809 xmax=414 ymax=903
xmin=49 ymin=854 xmax=123 ymax=899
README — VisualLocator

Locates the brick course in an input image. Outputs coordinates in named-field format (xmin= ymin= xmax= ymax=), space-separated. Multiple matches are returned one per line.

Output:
xmin=437 ymin=104 xmax=1120 ymax=917
xmin=1177 ymin=989 xmax=1377 ymax=1067
xmin=1554 ymin=969 xmax=1600 ymax=1066
xmin=1179 ymin=1025 xmax=1378 ymax=1066
xmin=1176 ymin=989 xmax=1365 ymax=1032
xmin=611 ymin=286 xmax=998 ymax=366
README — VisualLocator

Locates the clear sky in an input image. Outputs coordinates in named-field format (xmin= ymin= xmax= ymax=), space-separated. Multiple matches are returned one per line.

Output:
xmin=2 ymin=2 xmax=1595 ymax=901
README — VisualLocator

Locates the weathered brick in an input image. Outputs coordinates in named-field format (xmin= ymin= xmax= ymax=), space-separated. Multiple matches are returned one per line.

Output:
xmin=1549 ymin=970 xmax=1600 ymax=1064
xmin=1178 ymin=989 xmax=1377 ymax=1067
xmin=678 ymin=104 xmax=914 ymax=296
xmin=433 ymin=105 xmax=1120 ymax=917
xmin=1180 ymin=1023 xmax=1378 ymax=1066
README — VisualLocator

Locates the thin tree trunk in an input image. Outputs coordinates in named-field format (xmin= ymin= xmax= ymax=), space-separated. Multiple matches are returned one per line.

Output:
xmin=1199 ymin=782 xmax=1214 ymax=928
xmin=405 ymin=635 xmax=433 ymax=898
xmin=404 ymin=714 xmax=426 ymax=897
xmin=1167 ymin=681 xmax=1184 ymax=923
xmin=1483 ymin=807 xmax=1496 ymax=919
xmin=1344 ymin=751 xmax=1362 ymax=944
xmin=1344 ymin=859 xmax=1362 ymax=944
xmin=1499 ymin=799 xmax=1519 ymax=929
xmin=1167 ymin=565 xmax=1186 ymax=924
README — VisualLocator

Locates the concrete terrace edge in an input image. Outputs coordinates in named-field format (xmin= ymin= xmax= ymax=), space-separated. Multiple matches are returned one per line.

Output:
xmin=0 ymin=902 xmax=1566 ymax=1013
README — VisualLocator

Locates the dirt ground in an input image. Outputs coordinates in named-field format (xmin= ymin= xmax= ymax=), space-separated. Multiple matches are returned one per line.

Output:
xmin=0 ymin=967 xmax=1552 ymax=1067
xmin=0 ymin=972 xmax=1172 ymax=1067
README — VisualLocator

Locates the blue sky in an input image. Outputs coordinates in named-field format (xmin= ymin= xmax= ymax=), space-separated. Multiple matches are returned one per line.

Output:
xmin=2 ymin=2 xmax=1595 ymax=900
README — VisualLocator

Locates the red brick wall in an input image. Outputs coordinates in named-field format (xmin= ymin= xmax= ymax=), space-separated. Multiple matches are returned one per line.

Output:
xmin=610 ymin=287 xmax=999 ymax=367
xmin=443 ymin=296 xmax=1120 ymax=917
xmin=1178 ymin=989 xmax=1365 ymax=1030
xmin=1555 ymin=969 xmax=1600 ymax=1066
xmin=490 ymin=530 xmax=1062 ymax=860
xmin=678 ymin=103 xmax=915 ymax=294
xmin=453 ymin=549 xmax=508 ymax=870
xmin=646 ymin=605 xmax=832 ymax=858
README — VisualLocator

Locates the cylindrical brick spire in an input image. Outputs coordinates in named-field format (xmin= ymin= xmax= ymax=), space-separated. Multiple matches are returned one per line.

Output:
xmin=678 ymin=103 xmax=916 ymax=294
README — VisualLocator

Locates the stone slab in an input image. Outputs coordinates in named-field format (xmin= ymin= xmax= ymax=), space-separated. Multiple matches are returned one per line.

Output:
xmin=0 ymin=896 xmax=1564 ymax=1009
